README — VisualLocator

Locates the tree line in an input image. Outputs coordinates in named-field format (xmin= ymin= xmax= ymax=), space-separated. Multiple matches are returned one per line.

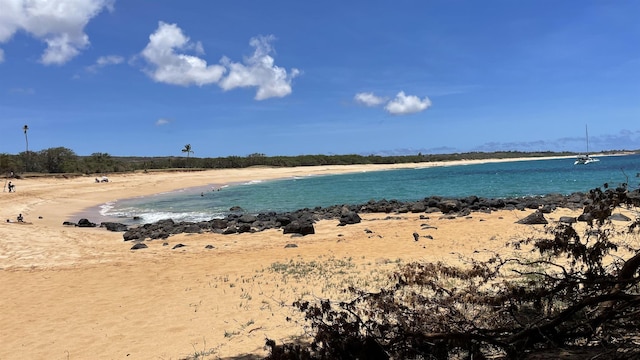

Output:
xmin=0 ymin=147 xmax=630 ymax=176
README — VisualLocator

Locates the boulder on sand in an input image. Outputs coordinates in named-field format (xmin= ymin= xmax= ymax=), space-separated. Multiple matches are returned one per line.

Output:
xmin=516 ymin=210 xmax=548 ymax=225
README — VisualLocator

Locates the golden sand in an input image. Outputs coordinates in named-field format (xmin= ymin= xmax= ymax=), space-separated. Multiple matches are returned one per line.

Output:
xmin=0 ymin=159 xmax=587 ymax=359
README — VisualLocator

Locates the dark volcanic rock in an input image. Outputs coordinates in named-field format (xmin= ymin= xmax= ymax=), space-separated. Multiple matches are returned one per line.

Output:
xmin=517 ymin=210 xmax=548 ymax=225
xmin=130 ymin=243 xmax=147 ymax=250
xmin=77 ymin=218 xmax=97 ymax=227
xmin=609 ymin=213 xmax=631 ymax=222
xmin=438 ymin=199 xmax=460 ymax=213
xmin=338 ymin=208 xmax=361 ymax=226
xmin=236 ymin=223 xmax=253 ymax=233
xmin=559 ymin=216 xmax=577 ymax=224
xmin=283 ymin=220 xmax=315 ymax=235
xmin=115 ymin=190 xmax=597 ymax=241
xmin=238 ymin=214 xmax=258 ymax=223
xmin=101 ymin=222 xmax=128 ymax=232
xmin=577 ymin=213 xmax=594 ymax=223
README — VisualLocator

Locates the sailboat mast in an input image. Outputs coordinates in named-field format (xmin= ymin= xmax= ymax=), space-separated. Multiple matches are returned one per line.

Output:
xmin=586 ymin=125 xmax=589 ymax=154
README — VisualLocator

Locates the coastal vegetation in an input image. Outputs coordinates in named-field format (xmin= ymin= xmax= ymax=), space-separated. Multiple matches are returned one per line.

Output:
xmin=266 ymin=183 xmax=640 ymax=359
xmin=0 ymin=147 xmax=634 ymax=176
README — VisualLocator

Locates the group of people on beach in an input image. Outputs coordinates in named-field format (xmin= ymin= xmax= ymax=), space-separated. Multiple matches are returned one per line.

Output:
xmin=5 ymin=213 xmax=24 ymax=223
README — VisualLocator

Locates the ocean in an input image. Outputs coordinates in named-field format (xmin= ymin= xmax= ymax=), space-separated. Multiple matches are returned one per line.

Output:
xmin=99 ymin=154 xmax=640 ymax=225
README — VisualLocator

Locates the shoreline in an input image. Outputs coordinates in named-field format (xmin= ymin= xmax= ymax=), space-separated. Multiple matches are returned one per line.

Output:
xmin=72 ymin=154 xmax=586 ymax=225
xmin=0 ymin=154 xmax=632 ymax=360
xmin=77 ymin=153 xmax=626 ymax=226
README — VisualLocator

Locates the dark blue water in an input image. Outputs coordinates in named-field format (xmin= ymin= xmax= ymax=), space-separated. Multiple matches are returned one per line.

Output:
xmin=102 ymin=155 xmax=640 ymax=224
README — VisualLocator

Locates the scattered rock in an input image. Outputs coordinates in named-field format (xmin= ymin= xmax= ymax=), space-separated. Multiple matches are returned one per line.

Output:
xmin=609 ymin=213 xmax=631 ymax=222
xmin=130 ymin=243 xmax=148 ymax=250
xmin=283 ymin=220 xmax=315 ymax=236
xmin=107 ymin=191 xmax=596 ymax=242
xmin=172 ymin=243 xmax=186 ymax=249
xmin=77 ymin=218 xmax=97 ymax=227
xmin=577 ymin=213 xmax=594 ymax=223
xmin=517 ymin=210 xmax=548 ymax=225
xmin=284 ymin=243 xmax=298 ymax=248
xmin=559 ymin=216 xmax=577 ymax=224
xmin=338 ymin=208 xmax=361 ymax=226
xmin=101 ymin=222 xmax=128 ymax=232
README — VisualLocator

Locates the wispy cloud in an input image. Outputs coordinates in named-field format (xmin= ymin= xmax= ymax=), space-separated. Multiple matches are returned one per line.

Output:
xmin=0 ymin=0 xmax=114 ymax=65
xmin=85 ymin=55 xmax=124 ymax=73
xmin=140 ymin=22 xmax=300 ymax=100
xmin=155 ymin=118 xmax=171 ymax=126
xmin=9 ymin=87 xmax=35 ymax=95
xmin=471 ymin=129 xmax=640 ymax=153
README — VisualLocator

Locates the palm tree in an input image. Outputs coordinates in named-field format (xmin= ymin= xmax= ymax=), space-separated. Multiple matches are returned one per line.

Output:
xmin=181 ymin=144 xmax=193 ymax=167
xmin=23 ymin=125 xmax=29 ymax=172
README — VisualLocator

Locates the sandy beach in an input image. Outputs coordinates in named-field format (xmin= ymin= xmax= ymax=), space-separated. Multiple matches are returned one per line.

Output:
xmin=0 ymin=158 xmax=591 ymax=359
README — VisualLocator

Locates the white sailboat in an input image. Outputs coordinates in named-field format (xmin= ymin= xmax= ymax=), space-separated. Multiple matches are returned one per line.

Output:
xmin=574 ymin=125 xmax=599 ymax=165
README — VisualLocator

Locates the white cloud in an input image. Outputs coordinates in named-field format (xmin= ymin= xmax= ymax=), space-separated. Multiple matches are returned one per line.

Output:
xmin=141 ymin=22 xmax=226 ymax=86
xmin=354 ymin=92 xmax=386 ymax=107
xmin=218 ymin=35 xmax=300 ymax=100
xmin=140 ymin=24 xmax=299 ymax=100
xmin=96 ymin=55 xmax=124 ymax=66
xmin=384 ymin=91 xmax=432 ymax=115
xmin=9 ymin=87 xmax=35 ymax=94
xmin=86 ymin=55 xmax=124 ymax=72
xmin=0 ymin=0 xmax=114 ymax=65
xmin=155 ymin=118 xmax=171 ymax=126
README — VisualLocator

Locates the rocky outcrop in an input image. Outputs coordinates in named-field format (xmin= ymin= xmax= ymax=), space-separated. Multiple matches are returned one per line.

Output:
xmin=101 ymin=222 xmax=129 ymax=232
xmin=69 ymin=191 xmax=596 ymax=242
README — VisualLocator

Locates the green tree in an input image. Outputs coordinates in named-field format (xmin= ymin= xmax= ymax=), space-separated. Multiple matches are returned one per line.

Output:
xmin=39 ymin=147 xmax=78 ymax=173
xmin=181 ymin=144 xmax=194 ymax=167
xmin=82 ymin=152 xmax=115 ymax=174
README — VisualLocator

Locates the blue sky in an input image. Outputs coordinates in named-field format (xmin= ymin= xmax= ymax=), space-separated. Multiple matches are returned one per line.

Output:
xmin=1 ymin=1 xmax=639 ymax=157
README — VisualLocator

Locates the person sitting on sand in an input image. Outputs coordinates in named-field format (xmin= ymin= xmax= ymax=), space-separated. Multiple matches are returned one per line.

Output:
xmin=17 ymin=214 xmax=24 ymax=222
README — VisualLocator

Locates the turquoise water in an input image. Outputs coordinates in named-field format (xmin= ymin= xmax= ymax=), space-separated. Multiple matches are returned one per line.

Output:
xmin=101 ymin=155 xmax=640 ymax=224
